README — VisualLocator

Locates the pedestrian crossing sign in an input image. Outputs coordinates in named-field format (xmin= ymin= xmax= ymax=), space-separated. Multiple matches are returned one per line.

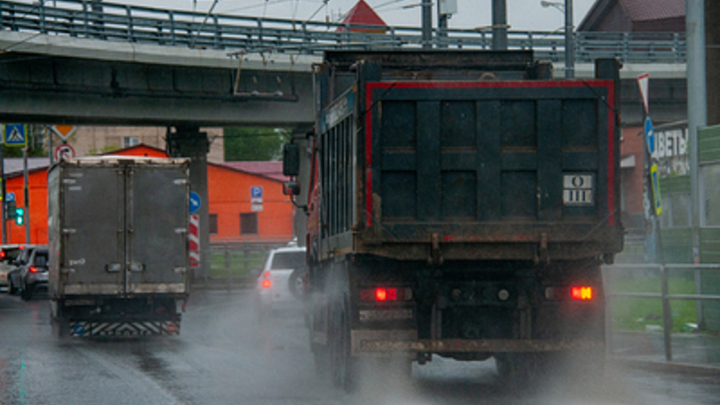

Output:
xmin=3 ymin=124 xmax=27 ymax=147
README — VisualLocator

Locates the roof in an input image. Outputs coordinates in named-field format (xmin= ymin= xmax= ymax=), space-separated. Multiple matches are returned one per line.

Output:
xmin=220 ymin=161 xmax=288 ymax=182
xmin=579 ymin=0 xmax=685 ymax=31
xmin=621 ymin=0 xmax=685 ymax=21
xmin=4 ymin=158 xmax=50 ymax=177
xmin=103 ymin=144 xmax=168 ymax=158
xmin=337 ymin=0 xmax=387 ymax=32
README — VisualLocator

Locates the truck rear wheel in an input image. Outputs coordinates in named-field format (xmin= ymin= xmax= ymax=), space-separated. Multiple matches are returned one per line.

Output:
xmin=495 ymin=353 xmax=549 ymax=386
xmin=331 ymin=300 xmax=359 ymax=392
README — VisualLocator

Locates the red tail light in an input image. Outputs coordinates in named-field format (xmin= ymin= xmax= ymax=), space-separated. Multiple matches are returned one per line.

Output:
xmin=29 ymin=266 xmax=38 ymax=273
xmin=571 ymin=286 xmax=593 ymax=300
xmin=0 ymin=251 xmax=6 ymax=259
xmin=262 ymin=279 xmax=271 ymax=288
xmin=263 ymin=271 xmax=270 ymax=278
xmin=360 ymin=287 xmax=412 ymax=302
xmin=19 ymin=246 xmax=24 ymax=250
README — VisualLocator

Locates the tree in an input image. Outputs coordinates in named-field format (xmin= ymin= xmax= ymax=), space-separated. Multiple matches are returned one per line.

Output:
xmin=223 ymin=127 xmax=290 ymax=161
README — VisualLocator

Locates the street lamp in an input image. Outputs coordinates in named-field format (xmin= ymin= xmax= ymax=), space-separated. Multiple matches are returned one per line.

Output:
xmin=542 ymin=0 xmax=574 ymax=79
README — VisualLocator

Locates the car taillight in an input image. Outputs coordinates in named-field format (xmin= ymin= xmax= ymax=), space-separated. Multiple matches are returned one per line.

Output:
xmin=571 ymin=286 xmax=593 ymax=300
xmin=29 ymin=266 xmax=38 ymax=273
xmin=0 ymin=251 xmax=5 ymax=259
xmin=263 ymin=271 xmax=270 ymax=278
xmin=360 ymin=287 xmax=412 ymax=302
xmin=262 ymin=279 xmax=271 ymax=288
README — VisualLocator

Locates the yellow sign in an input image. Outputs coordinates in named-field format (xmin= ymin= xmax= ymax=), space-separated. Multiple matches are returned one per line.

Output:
xmin=650 ymin=164 xmax=663 ymax=216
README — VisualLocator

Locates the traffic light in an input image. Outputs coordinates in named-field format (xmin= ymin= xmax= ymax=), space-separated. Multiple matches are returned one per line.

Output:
xmin=15 ymin=207 xmax=24 ymax=226
xmin=5 ymin=201 xmax=15 ymax=220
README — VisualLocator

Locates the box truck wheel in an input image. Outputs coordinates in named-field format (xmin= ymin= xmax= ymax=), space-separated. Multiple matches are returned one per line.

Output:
xmin=21 ymin=283 xmax=33 ymax=301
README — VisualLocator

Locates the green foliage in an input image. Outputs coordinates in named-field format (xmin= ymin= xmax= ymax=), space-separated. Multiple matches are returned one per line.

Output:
xmin=224 ymin=127 xmax=290 ymax=161
xmin=87 ymin=145 xmax=121 ymax=156
xmin=609 ymin=275 xmax=697 ymax=332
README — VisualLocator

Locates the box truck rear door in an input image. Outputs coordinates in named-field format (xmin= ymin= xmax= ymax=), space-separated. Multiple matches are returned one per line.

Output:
xmin=62 ymin=167 xmax=125 ymax=295
xmin=126 ymin=165 xmax=189 ymax=294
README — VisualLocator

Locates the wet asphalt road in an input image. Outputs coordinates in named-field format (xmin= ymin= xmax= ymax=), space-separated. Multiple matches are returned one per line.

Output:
xmin=0 ymin=290 xmax=719 ymax=405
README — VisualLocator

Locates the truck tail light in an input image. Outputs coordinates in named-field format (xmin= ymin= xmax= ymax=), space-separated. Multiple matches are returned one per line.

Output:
xmin=545 ymin=286 xmax=595 ymax=301
xmin=262 ymin=279 xmax=271 ymax=288
xmin=571 ymin=286 xmax=593 ymax=300
xmin=29 ymin=266 xmax=38 ymax=273
xmin=360 ymin=287 xmax=412 ymax=302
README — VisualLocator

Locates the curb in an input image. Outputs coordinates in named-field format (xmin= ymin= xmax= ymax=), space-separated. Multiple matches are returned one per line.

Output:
xmin=610 ymin=356 xmax=720 ymax=377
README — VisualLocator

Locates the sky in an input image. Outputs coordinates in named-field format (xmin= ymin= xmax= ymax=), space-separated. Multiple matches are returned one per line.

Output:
xmin=86 ymin=0 xmax=600 ymax=32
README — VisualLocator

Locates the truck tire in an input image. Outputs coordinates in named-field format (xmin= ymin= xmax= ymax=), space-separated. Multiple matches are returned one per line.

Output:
xmin=288 ymin=267 xmax=307 ymax=300
xmin=21 ymin=283 xmax=32 ymax=301
xmin=51 ymin=303 xmax=70 ymax=339
xmin=51 ymin=317 xmax=69 ymax=339
xmin=495 ymin=353 xmax=546 ymax=386
xmin=313 ymin=346 xmax=330 ymax=376
xmin=331 ymin=299 xmax=359 ymax=392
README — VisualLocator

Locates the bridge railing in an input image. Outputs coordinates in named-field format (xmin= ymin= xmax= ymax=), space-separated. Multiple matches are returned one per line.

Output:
xmin=0 ymin=0 xmax=686 ymax=63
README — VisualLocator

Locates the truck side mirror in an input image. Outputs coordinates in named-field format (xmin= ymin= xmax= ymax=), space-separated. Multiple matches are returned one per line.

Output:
xmin=283 ymin=181 xmax=300 ymax=196
xmin=283 ymin=143 xmax=300 ymax=177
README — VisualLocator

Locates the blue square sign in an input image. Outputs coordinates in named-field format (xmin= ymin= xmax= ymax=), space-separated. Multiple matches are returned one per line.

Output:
xmin=251 ymin=186 xmax=263 ymax=199
xmin=4 ymin=124 xmax=27 ymax=147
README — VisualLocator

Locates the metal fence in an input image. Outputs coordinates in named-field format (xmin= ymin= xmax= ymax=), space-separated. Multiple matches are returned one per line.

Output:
xmin=201 ymin=242 xmax=282 ymax=290
xmin=0 ymin=0 xmax=686 ymax=63
xmin=604 ymin=263 xmax=720 ymax=363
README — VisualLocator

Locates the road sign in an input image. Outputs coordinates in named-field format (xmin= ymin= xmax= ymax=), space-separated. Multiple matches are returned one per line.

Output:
xmin=650 ymin=164 xmax=663 ymax=216
xmin=6 ymin=192 xmax=15 ymax=203
xmin=189 ymin=214 xmax=200 ymax=268
xmin=4 ymin=124 xmax=26 ymax=147
xmin=189 ymin=191 xmax=201 ymax=214
xmin=251 ymin=186 xmax=263 ymax=204
xmin=645 ymin=117 xmax=655 ymax=155
xmin=50 ymin=125 xmax=76 ymax=141
xmin=637 ymin=73 xmax=650 ymax=114
xmin=54 ymin=144 xmax=76 ymax=161
xmin=251 ymin=204 xmax=264 ymax=212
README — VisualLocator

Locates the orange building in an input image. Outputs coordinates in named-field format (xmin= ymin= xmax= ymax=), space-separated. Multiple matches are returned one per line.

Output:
xmin=2 ymin=145 xmax=294 ymax=245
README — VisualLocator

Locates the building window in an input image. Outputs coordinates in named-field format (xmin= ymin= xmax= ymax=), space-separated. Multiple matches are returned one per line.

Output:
xmin=240 ymin=213 xmax=258 ymax=235
xmin=123 ymin=136 xmax=140 ymax=148
xmin=209 ymin=214 xmax=218 ymax=235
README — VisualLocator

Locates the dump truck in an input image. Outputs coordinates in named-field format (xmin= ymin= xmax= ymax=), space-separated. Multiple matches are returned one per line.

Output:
xmin=48 ymin=156 xmax=191 ymax=337
xmin=282 ymin=50 xmax=623 ymax=389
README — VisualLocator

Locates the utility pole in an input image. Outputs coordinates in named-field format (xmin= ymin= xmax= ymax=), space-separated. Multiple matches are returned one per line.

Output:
xmin=437 ymin=2 xmax=448 ymax=48
xmin=492 ymin=0 xmax=508 ymax=50
xmin=421 ymin=0 xmax=432 ymax=49
xmin=564 ymin=0 xmax=575 ymax=78
xmin=23 ymin=127 xmax=30 ymax=244
xmin=687 ymin=0 xmax=707 ymax=265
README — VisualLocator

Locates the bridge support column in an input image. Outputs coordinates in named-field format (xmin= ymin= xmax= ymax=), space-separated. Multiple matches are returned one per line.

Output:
xmin=166 ymin=126 xmax=210 ymax=281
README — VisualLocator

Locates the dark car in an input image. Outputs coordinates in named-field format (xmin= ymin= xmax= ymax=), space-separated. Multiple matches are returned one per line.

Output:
xmin=19 ymin=247 xmax=49 ymax=300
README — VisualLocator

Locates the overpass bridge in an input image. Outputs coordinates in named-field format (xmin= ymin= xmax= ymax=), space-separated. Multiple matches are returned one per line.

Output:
xmin=0 ymin=0 xmax=688 ymax=126
xmin=0 ymin=0 xmax=690 ymax=277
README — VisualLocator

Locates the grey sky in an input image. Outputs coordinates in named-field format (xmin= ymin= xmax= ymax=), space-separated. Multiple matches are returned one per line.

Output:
xmin=100 ymin=0 xmax=599 ymax=31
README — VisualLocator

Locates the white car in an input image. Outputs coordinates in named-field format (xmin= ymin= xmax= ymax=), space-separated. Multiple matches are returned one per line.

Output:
xmin=256 ymin=245 xmax=307 ymax=316
xmin=0 ymin=245 xmax=26 ymax=289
